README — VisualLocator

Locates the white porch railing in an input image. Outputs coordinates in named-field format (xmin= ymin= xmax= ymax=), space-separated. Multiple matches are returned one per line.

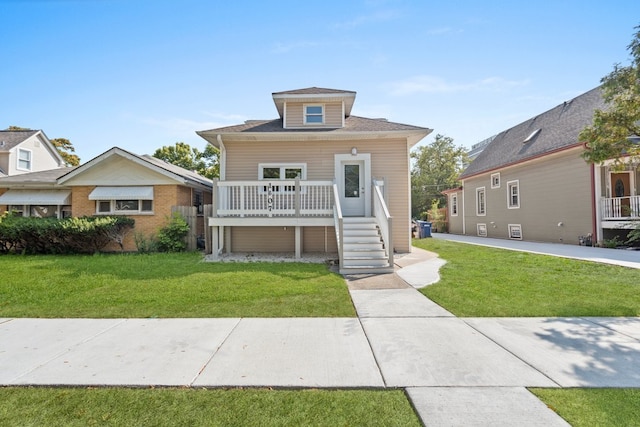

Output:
xmin=214 ymin=179 xmax=334 ymax=217
xmin=333 ymin=183 xmax=344 ymax=269
xmin=372 ymin=179 xmax=393 ymax=267
xmin=601 ymin=196 xmax=640 ymax=220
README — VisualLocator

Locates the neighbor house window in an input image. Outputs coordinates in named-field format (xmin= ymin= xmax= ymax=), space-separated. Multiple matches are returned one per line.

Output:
xmin=17 ymin=148 xmax=32 ymax=171
xmin=96 ymin=199 xmax=153 ymax=214
xmin=450 ymin=193 xmax=458 ymax=216
xmin=259 ymin=163 xmax=306 ymax=192
xmin=193 ymin=190 xmax=204 ymax=214
xmin=507 ymin=180 xmax=520 ymax=209
xmin=476 ymin=187 xmax=486 ymax=216
xmin=304 ymin=105 xmax=324 ymax=124
xmin=491 ymin=173 xmax=500 ymax=189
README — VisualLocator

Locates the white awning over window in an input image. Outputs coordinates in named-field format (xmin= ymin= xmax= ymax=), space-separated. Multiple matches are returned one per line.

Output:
xmin=0 ymin=190 xmax=71 ymax=205
xmin=88 ymin=186 xmax=154 ymax=200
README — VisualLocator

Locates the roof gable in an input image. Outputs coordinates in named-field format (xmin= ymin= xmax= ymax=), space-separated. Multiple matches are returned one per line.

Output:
xmin=0 ymin=130 xmax=39 ymax=152
xmin=461 ymin=86 xmax=606 ymax=178
xmin=0 ymin=130 xmax=64 ymax=166
xmin=58 ymin=147 xmax=212 ymax=188
xmin=271 ymin=87 xmax=357 ymax=118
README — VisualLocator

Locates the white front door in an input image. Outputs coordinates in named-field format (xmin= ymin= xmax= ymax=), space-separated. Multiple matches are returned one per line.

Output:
xmin=342 ymin=160 xmax=365 ymax=216
xmin=335 ymin=153 xmax=371 ymax=217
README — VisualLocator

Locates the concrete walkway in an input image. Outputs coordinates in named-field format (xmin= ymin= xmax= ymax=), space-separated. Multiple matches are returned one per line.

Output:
xmin=1 ymin=238 xmax=639 ymax=425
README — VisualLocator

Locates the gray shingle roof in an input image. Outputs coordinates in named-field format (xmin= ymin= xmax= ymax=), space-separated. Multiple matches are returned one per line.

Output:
xmin=200 ymin=115 xmax=428 ymax=134
xmin=460 ymin=86 xmax=606 ymax=178
xmin=0 ymin=130 xmax=39 ymax=152
xmin=0 ymin=167 xmax=76 ymax=185
xmin=272 ymin=87 xmax=356 ymax=96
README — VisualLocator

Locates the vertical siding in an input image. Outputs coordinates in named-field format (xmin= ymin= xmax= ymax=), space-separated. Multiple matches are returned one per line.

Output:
xmin=461 ymin=149 xmax=593 ymax=244
xmin=224 ymin=137 xmax=412 ymax=252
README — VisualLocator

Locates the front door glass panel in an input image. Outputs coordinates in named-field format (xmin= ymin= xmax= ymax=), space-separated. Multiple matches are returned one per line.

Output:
xmin=344 ymin=164 xmax=360 ymax=198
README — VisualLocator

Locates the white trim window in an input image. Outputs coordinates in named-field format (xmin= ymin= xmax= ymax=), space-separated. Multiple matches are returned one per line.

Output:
xmin=476 ymin=187 xmax=486 ymax=216
xmin=96 ymin=199 xmax=153 ymax=214
xmin=450 ymin=193 xmax=458 ymax=216
xmin=508 ymin=224 xmax=523 ymax=240
xmin=507 ymin=180 xmax=520 ymax=209
xmin=304 ymin=104 xmax=324 ymax=125
xmin=491 ymin=173 xmax=500 ymax=189
xmin=477 ymin=223 xmax=487 ymax=237
xmin=17 ymin=148 xmax=32 ymax=171
xmin=259 ymin=163 xmax=306 ymax=192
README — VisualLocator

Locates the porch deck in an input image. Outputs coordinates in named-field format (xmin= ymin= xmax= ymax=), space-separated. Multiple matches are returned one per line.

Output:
xmin=601 ymin=195 xmax=640 ymax=228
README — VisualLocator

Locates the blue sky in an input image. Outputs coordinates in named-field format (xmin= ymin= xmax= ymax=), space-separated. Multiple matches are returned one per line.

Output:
xmin=2 ymin=0 xmax=639 ymax=162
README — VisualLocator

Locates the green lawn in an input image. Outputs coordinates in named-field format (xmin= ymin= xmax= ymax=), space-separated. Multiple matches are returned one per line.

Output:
xmin=413 ymin=238 xmax=640 ymax=317
xmin=0 ymin=387 xmax=420 ymax=427
xmin=531 ymin=388 xmax=640 ymax=427
xmin=0 ymin=252 xmax=354 ymax=318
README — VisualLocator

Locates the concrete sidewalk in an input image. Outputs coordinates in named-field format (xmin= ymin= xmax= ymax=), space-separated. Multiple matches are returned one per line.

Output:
xmin=1 ymin=242 xmax=639 ymax=425
xmin=433 ymin=232 xmax=640 ymax=269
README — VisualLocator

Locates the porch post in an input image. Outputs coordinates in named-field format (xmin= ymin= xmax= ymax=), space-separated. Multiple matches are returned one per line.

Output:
xmin=295 ymin=226 xmax=301 ymax=259
xmin=294 ymin=177 xmax=301 ymax=217
xmin=211 ymin=226 xmax=219 ymax=260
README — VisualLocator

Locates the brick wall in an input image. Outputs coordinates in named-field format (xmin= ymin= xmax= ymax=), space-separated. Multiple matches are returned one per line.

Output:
xmin=70 ymin=184 xmax=186 ymax=252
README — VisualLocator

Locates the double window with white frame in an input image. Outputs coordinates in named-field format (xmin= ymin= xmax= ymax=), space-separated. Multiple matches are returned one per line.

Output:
xmin=304 ymin=105 xmax=324 ymax=125
xmin=476 ymin=187 xmax=486 ymax=216
xmin=259 ymin=163 xmax=306 ymax=192
xmin=17 ymin=148 xmax=32 ymax=171
xmin=97 ymin=199 xmax=153 ymax=214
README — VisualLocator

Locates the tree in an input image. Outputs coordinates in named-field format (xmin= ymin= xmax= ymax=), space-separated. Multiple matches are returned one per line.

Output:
xmin=153 ymin=142 xmax=219 ymax=179
xmin=581 ymin=25 xmax=640 ymax=164
xmin=5 ymin=126 xmax=80 ymax=166
xmin=411 ymin=134 xmax=468 ymax=218
xmin=51 ymin=138 xmax=80 ymax=166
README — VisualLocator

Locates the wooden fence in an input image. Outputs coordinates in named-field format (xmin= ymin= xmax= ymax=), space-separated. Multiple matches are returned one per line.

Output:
xmin=171 ymin=205 xmax=197 ymax=251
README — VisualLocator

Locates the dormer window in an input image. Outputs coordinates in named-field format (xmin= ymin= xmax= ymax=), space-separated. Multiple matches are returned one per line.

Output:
xmin=304 ymin=105 xmax=324 ymax=124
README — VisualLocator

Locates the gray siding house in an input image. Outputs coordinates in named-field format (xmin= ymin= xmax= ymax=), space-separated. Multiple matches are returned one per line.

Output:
xmin=446 ymin=86 xmax=639 ymax=246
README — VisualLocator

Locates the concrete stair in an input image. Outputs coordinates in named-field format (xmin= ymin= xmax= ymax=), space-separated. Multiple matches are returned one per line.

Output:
xmin=340 ymin=217 xmax=393 ymax=274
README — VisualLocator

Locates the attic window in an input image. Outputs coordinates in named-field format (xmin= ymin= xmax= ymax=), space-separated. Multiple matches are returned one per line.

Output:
xmin=304 ymin=105 xmax=324 ymax=124
xmin=523 ymin=129 xmax=541 ymax=143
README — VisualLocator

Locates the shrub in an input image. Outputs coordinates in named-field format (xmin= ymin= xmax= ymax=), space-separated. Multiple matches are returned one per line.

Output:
xmin=156 ymin=212 xmax=190 ymax=252
xmin=0 ymin=214 xmax=134 ymax=254
xmin=134 ymin=232 xmax=158 ymax=253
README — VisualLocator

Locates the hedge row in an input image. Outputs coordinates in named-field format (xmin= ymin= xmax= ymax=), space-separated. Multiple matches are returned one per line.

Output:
xmin=0 ymin=214 xmax=135 ymax=254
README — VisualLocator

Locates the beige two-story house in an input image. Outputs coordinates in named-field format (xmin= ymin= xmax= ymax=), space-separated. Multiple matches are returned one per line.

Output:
xmin=0 ymin=129 xmax=65 ymax=177
xmin=197 ymin=87 xmax=431 ymax=273
xmin=447 ymin=86 xmax=639 ymax=246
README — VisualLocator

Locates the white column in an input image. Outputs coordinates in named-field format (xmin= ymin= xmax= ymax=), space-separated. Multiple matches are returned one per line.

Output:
xmin=295 ymin=226 xmax=301 ymax=259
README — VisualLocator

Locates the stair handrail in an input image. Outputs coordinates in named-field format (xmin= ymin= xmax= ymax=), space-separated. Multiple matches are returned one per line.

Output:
xmin=372 ymin=181 xmax=393 ymax=267
xmin=332 ymin=182 xmax=344 ymax=269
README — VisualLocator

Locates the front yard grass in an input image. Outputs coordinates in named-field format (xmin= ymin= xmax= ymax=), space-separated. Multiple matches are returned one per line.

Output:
xmin=0 ymin=387 xmax=420 ymax=426
xmin=0 ymin=252 xmax=354 ymax=318
xmin=413 ymin=238 xmax=640 ymax=317
xmin=530 ymin=388 xmax=640 ymax=426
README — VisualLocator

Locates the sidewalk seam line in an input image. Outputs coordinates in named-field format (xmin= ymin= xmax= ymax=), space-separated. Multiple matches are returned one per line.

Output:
xmin=188 ymin=317 xmax=243 ymax=387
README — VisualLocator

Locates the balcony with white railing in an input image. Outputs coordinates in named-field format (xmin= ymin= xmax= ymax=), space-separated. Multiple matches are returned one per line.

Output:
xmin=600 ymin=195 xmax=640 ymax=226
xmin=210 ymin=179 xmax=335 ymax=226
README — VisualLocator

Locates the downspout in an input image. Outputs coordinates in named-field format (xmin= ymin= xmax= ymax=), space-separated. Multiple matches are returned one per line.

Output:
xmin=216 ymin=134 xmax=226 ymax=180
xmin=591 ymin=163 xmax=600 ymax=244
xmin=216 ymin=134 xmax=227 ymax=254
xmin=461 ymin=182 xmax=466 ymax=235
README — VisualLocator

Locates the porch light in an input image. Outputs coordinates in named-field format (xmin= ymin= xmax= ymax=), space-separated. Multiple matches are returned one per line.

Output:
xmin=351 ymin=147 xmax=357 ymax=156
